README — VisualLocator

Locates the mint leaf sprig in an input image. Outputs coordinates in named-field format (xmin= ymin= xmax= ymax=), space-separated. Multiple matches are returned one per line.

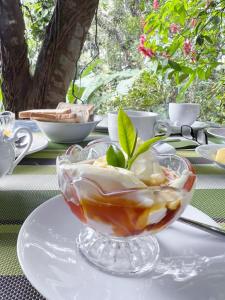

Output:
xmin=106 ymin=109 xmax=165 ymax=170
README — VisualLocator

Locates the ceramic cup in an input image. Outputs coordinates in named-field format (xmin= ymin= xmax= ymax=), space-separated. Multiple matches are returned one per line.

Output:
xmin=0 ymin=127 xmax=33 ymax=177
xmin=108 ymin=110 xmax=171 ymax=141
xmin=169 ymin=103 xmax=200 ymax=126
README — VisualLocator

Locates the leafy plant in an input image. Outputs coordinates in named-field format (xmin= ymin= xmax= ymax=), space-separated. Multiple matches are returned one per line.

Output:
xmin=97 ymin=70 xmax=171 ymax=115
xmin=141 ymin=0 xmax=225 ymax=99
xmin=67 ymin=68 xmax=141 ymax=104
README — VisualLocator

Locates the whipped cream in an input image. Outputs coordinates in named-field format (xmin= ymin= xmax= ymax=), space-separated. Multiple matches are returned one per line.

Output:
xmin=63 ymin=163 xmax=147 ymax=192
xmin=93 ymin=141 xmax=166 ymax=186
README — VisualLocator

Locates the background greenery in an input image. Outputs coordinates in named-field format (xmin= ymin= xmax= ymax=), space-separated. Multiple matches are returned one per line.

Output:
xmin=1 ymin=0 xmax=225 ymax=124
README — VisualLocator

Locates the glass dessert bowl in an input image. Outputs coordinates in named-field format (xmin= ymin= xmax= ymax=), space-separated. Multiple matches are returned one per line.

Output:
xmin=57 ymin=141 xmax=196 ymax=276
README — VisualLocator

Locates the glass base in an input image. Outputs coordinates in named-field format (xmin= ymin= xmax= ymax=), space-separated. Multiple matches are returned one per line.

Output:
xmin=77 ymin=227 xmax=159 ymax=276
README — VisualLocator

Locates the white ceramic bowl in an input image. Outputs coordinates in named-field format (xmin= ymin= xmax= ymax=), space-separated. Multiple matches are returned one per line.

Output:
xmin=36 ymin=118 xmax=101 ymax=143
xmin=196 ymin=144 xmax=225 ymax=169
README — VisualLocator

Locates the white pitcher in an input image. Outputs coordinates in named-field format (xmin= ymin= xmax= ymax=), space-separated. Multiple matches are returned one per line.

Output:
xmin=0 ymin=127 xmax=33 ymax=177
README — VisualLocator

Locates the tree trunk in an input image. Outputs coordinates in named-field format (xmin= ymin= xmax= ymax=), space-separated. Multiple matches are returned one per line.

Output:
xmin=0 ymin=0 xmax=99 ymax=113
xmin=32 ymin=0 xmax=99 ymax=109
xmin=0 ymin=0 xmax=31 ymax=113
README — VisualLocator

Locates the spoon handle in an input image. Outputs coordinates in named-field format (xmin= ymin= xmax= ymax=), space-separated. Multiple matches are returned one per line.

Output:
xmin=178 ymin=217 xmax=225 ymax=239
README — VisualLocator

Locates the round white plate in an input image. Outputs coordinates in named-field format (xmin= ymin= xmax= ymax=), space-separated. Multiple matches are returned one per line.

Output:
xmin=17 ymin=195 xmax=225 ymax=300
xmin=15 ymin=132 xmax=48 ymax=157
xmin=196 ymin=144 xmax=225 ymax=169
xmin=207 ymin=128 xmax=225 ymax=140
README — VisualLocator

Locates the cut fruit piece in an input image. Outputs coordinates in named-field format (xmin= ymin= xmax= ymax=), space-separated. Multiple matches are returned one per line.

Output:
xmin=215 ymin=148 xmax=225 ymax=164
xmin=166 ymin=199 xmax=180 ymax=210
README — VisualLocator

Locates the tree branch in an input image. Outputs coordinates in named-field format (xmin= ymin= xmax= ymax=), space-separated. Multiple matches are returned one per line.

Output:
xmin=32 ymin=0 xmax=99 ymax=108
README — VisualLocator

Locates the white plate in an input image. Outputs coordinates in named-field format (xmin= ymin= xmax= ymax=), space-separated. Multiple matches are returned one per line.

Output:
xmin=207 ymin=128 xmax=225 ymax=140
xmin=196 ymin=144 xmax=225 ymax=169
xmin=15 ymin=132 xmax=48 ymax=157
xmin=17 ymin=195 xmax=225 ymax=300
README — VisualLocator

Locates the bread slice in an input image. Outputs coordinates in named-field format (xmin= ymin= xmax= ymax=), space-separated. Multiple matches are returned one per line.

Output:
xmin=31 ymin=115 xmax=81 ymax=123
xmin=57 ymin=102 xmax=94 ymax=112
xmin=19 ymin=108 xmax=71 ymax=119
xmin=56 ymin=102 xmax=95 ymax=122
xmin=30 ymin=111 xmax=83 ymax=122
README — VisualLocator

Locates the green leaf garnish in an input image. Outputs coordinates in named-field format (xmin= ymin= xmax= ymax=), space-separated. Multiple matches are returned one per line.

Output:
xmin=127 ymin=136 xmax=165 ymax=170
xmin=106 ymin=145 xmax=126 ymax=168
xmin=118 ymin=109 xmax=137 ymax=158
xmin=106 ymin=109 xmax=165 ymax=169
xmin=130 ymin=131 xmax=138 ymax=157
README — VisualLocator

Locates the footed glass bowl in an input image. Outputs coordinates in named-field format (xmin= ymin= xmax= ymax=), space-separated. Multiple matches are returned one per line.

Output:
xmin=57 ymin=141 xmax=196 ymax=276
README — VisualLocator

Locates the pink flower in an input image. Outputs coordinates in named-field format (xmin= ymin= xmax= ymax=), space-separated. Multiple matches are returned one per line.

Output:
xmin=138 ymin=46 xmax=155 ymax=58
xmin=153 ymin=0 xmax=159 ymax=10
xmin=139 ymin=34 xmax=146 ymax=46
xmin=138 ymin=34 xmax=155 ymax=58
xmin=183 ymin=39 xmax=192 ymax=55
xmin=170 ymin=23 xmax=180 ymax=34
xmin=190 ymin=18 xmax=197 ymax=28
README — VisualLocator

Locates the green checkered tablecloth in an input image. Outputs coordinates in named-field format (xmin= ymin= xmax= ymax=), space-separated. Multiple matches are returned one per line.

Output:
xmin=1 ymin=131 xmax=225 ymax=299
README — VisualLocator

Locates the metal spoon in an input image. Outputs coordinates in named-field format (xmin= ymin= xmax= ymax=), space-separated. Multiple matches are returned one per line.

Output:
xmin=178 ymin=217 xmax=225 ymax=239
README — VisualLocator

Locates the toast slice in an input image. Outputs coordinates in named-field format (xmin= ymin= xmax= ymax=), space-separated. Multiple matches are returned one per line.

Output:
xmin=30 ymin=112 xmax=81 ymax=123
xmin=19 ymin=108 xmax=71 ymax=119
xmin=56 ymin=102 xmax=94 ymax=122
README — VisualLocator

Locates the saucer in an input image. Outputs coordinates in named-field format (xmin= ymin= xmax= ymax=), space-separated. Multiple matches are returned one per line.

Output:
xmin=207 ymin=128 xmax=225 ymax=140
xmin=15 ymin=132 xmax=48 ymax=157
xmin=17 ymin=195 xmax=225 ymax=300
xmin=196 ymin=144 xmax=225 ymax=169
xmin=14 ymin=120 xmax=48 ymax=156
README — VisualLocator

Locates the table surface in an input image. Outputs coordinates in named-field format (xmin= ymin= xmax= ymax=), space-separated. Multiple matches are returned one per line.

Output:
xmin=1 ymin=126 xmax=225 ymax=300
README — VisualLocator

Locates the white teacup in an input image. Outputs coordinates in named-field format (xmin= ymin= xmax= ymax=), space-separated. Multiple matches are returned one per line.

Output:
xmin=0 ymin=127 xmax=33 ymax=177
xmin=169 ymin=103 xmax=200 ymax=126
xmin=108 ymin=110 xmax=171 ymax=141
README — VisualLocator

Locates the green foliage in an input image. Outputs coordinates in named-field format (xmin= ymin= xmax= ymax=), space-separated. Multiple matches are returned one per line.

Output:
xmin=93 ymin=0 xmax=146 ymax=70
xmin=191 ymin=75 xmax=225 ymax=124
xmin=67 ymin=69 xmax=141 ymax=104
xmin=144 ymin=0 xmax=225 ymax=98
xmin=97 ymin=70 xmax=170 ymax=115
